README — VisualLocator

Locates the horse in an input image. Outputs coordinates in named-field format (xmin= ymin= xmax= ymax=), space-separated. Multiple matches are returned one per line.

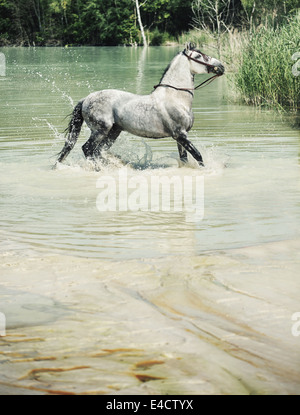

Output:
xmin=55 ymin=43 xmax=224 ymax=168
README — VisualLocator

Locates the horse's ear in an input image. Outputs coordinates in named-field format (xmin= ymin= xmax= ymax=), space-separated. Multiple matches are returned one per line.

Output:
xmin=185 ymin=42 xmax=196 ymax=52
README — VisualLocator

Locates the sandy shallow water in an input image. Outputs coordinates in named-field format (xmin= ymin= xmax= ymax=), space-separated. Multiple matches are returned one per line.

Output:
xmin=1 ymin=238 xmax=299 ymax=395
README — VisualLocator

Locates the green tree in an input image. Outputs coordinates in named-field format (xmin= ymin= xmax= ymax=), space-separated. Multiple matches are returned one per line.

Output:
xmin=2 ymin=0 xmax=297 ymax=46
xmin=138 ymin=0 xmax=192 ymax=36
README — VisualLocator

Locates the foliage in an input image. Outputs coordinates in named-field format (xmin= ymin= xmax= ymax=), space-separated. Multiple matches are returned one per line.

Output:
xmin=0 ymin=0 xmax=299 ymax=46
xmin=0 ymin=0 xmax=194 ymax=46
xmin=143 ymin=0 xmax=193 ymax=35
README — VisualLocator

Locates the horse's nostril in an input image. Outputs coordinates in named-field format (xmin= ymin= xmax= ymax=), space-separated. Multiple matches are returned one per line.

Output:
xmin=215 ymin=65 xmax=225 ymax=75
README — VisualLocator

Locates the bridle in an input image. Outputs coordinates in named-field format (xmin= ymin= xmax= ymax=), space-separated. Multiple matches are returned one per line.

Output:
xmin=154 ymin=50 xmax=221 ymax=96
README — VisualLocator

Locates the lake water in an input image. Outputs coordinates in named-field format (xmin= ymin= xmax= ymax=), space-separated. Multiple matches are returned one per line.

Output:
xmin=0 ymin=46 xmax=299 ymax=395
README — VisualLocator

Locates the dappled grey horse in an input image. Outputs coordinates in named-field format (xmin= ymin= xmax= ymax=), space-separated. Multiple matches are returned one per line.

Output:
xmin=56 ymin=43 xmax=224 ymax=167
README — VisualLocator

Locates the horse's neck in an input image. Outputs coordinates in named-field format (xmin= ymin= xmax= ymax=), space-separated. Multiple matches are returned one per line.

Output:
xmin=161 ymin=53 xmax=194 ymax=90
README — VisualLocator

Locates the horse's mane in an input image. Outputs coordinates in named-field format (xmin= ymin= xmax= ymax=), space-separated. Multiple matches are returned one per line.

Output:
xmin=158 ymin=46 xmax=200 ymax=84
xmin=158 ymin=54 xmax=179 ymax=84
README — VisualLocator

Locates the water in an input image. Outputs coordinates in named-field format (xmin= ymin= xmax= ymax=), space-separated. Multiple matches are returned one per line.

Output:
xmin=0 ymin=47 xmax=299 ymax=395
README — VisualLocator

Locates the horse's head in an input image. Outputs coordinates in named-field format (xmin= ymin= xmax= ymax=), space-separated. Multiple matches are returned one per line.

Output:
xmin=183 ymin=43 xmax=225 ymax=76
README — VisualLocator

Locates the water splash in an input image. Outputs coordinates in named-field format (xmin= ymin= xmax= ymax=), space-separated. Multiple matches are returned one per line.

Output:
xmin=36 ymin=71 xmax=74 ymax=107
xmin=53 ymin=134 xmax=228 ymax=175
xmin=32 ymin=117 xmax=64 ymax=140
xmin=25 ymin=68 xmax=74 ymax=108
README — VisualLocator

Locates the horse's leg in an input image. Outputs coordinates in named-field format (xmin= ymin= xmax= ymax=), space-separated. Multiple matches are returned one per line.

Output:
xmin=82 ymin=125 xmax=122 ymax=160
xmin=175 ymin=134 xmax=204 ymax=167
xmin=93 ymin=124 xmax=122 ymax=158
xmin=177 ymin=142 xmax=188 ymax=164
xmin=82 ymin=131 xmax=103 ymax=159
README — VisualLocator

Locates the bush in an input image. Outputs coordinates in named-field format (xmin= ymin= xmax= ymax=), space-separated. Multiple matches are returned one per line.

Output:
xmin=149 ymin=29 xmax=169 ymax=46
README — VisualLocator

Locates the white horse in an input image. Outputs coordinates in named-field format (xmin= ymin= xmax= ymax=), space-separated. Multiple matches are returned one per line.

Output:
xmin=56 ymin=43 xmax=224 ymax=167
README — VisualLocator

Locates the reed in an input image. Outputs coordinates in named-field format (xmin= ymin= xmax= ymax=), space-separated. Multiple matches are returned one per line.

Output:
xmin=231 ymin=15 xmax=300 ymax=111
xmin=179 ymin=14 xmax=299 ymax=113
xmin=178 ymin=29 xmax=213 ymax=50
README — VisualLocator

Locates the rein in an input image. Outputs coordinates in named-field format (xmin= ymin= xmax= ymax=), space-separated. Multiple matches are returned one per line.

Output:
xmin=154 ymin=50 xmax=221 ymax=95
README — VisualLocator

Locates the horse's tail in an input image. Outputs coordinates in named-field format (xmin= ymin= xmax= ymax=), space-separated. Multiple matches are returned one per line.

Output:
xmin=56 ymin=99 xmax=84 ymax=164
